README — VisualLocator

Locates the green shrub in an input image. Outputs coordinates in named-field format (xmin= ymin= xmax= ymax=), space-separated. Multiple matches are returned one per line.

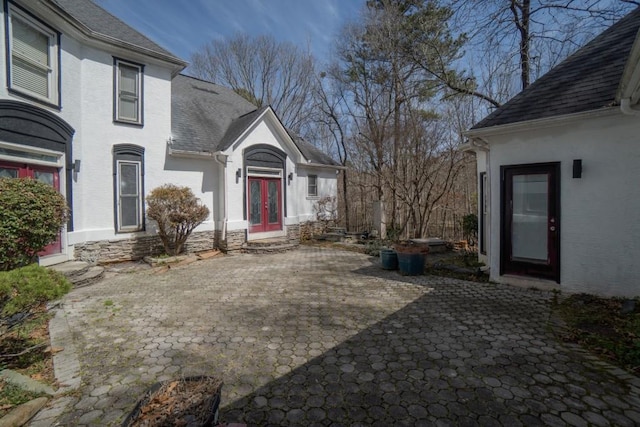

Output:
xmin=146 ymin=184 xmax=210 ymax=256
xmin=0 ymin=178 xmax=68 ymax=271
xmin=0 ymin=264 xmax=70 ymax=316
xmin=462 ymin=213 xmax=478 ymax=242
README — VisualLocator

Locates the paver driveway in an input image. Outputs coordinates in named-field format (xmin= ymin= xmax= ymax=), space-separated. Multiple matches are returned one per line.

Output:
xmin=33 ymin=246 xmax=640 ymax=426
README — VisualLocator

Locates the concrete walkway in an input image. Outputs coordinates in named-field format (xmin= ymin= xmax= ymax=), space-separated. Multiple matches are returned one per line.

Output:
xmin=32 ymin=246 xmax=640 ymax=426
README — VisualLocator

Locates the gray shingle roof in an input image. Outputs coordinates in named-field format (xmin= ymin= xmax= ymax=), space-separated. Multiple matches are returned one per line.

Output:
xmin=171 ymin=74 xmax=257 ymax=153
xmin=49 ymin=0 xmax=185 ymax=66
xmin=171 ymin=75 xmax=338 ymax=166
xmin=290 ymin=134 xmax=340 ymax=166
xmin=218 ymin=106 xmax=270 ymax=152
xmin=471 ymin=7 xmax=640 ymax=130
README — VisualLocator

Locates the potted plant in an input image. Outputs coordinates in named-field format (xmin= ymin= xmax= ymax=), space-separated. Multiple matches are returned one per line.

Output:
xmin=393 ymin=242 xmax=429 ymax=275
xmin=379 ymin=247 xmax=398 ymax=270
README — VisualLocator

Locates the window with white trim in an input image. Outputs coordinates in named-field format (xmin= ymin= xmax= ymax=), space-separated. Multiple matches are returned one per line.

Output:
xmin=114 ymin=59 xmax=143 ymax=124
xmin=308 ymin=174 xmax=318 ymax=197
xmin=113 ymin=145 xmax=144 ymax=232
xmin=6 ymin=3 xmax=60 ymax=105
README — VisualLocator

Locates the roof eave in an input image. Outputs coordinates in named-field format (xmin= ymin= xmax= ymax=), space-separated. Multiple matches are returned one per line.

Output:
xmin=296 ymin=161 xmax=346 ymax=170
xmin=168 ymin=145 xmax=216 ymax=159
xmin=465 ymin=106 xmax=620 ymax=139
xmin=44 ymin=1 xmax=187 ymax=73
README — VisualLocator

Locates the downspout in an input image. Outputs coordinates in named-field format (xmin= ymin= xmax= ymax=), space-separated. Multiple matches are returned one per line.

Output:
xmin=214 ymin=154 xmax=228 ymax=242
xmin=620 ymin=98 xmax=640 ymax=116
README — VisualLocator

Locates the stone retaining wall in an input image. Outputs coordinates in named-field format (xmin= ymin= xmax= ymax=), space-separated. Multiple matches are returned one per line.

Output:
xmin=300 ymin=221 xmax=327 ymax=241
xmin=74 ymin=230 xmax=216 ymax=263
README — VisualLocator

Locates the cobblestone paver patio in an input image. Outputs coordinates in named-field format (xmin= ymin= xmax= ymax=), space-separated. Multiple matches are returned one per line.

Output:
xmin=32 ymin=246 xmax=640 ymax=426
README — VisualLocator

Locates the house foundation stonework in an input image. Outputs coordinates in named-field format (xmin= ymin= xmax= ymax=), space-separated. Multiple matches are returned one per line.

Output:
xmin=74 ymin=230 xmax=216 ymax=264
xmin=219 ymin=230 xmax=246 ymax=252
xmin=300 ymin=221 xmax=326 ymax=241
xmin=286 ymin=224 xmax=301 ymax=243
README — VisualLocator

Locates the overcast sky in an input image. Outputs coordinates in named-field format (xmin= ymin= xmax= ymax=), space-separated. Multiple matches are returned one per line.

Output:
xmin=96 ymin=0 xmax=363 ymax=68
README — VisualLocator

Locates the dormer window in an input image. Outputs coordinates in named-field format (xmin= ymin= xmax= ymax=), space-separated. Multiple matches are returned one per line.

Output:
xmin=5 ymin=3 xmax=60 ymax=107
xmin=114 ymin=58 xmax=144 ymax=125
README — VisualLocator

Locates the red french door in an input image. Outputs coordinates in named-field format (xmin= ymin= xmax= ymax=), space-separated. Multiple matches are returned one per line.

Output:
xmin=0 ymin=161 xmax=62 ymax=256
xmin=248 ymin=177 xmax=282 ymax=233
xmin=501 ymin=163 xmax=560 ymax=282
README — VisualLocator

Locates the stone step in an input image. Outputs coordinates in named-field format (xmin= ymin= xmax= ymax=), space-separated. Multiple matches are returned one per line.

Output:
xmin=48 ymin=261 xmax=91 ymax=278
xmin=243 ymin=238 xmax=298 ymax=254
xmin=244 ymin=238 xmax=291 ymax=248
xmin=69 ymin=266 xmax=105 ymax=288
xmin=243 ymin=243 xmax=298 ymax=254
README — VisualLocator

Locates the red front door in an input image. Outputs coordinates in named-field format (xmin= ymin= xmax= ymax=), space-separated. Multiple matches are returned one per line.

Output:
xmin=248 ymin=177 xmax=282 ymax=233
xmin=0 ymin=161 xmax=62 ymax=256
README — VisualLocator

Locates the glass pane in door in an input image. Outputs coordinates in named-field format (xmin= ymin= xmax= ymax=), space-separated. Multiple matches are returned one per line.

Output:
xmin=249 ymin=180 xmax=262 ymax=225
xmin=267 ymin=181 xmax=278 ymax=223
xmin=512 ymin=174 xmax=548 ymax=261
xmin=34 ymin=170 xmax=54 ymax=186
xmin=0 ymin=168 xmax=18 ymax=178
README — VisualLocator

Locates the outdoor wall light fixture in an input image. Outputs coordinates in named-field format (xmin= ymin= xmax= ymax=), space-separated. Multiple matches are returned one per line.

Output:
xmin=288 ymin=172 xmax=294 ymax=184
xmin=236 ymin=168 xmax=242 ymax=179
xmin=73 ymin=159 xmax=81 ymax=173
xmin=572 ymin=159 xmax=582 ymax=179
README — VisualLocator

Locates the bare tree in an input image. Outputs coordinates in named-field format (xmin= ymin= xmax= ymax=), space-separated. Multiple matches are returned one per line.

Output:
xmin=190 ymin=33 xmax=318 ymax=134
xmin=318 ymin=0 xmax=469 ymax=237
xmin=434 ymin=0 xmax=638 ymax=107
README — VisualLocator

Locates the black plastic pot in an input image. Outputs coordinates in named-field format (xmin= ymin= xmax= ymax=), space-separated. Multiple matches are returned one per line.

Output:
xmin=121 ymin=376 xmax=222 ymax=427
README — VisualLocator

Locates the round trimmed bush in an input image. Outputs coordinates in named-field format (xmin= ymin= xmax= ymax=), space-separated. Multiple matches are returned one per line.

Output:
xmin=0 ymin=178 xmax=68 ymax=271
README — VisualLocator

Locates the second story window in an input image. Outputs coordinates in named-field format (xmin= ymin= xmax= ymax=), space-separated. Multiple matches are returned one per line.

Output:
xmin=114 ymin=59 xmax=143 ymax=125
xmin=6 ymin=3 xmax=60 ymax=106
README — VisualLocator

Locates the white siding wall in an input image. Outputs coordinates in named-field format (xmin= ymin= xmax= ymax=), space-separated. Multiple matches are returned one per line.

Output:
xmin=224 ymin=117 xmax=338 ymax=233
xmin=0 ymin=5 xmax=338 ymax=256
xmin=68 ymin=45 xmax=215 ymax=245
xmin=485 ymin=112 xmax=640 ymax=297
xmin=0 ymin=7 xmax=216 ymax=255
xmin=295 ymin=167 xmax=339 ymax=223
xmin=225 ymin=118 xmax=300 ymax=231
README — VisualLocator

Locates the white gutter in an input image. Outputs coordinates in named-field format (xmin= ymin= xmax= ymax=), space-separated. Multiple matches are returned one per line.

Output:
xmin=167 ymin=147 xmax=214 ymax=159
xmin=296 ymin=162 xmax=347 ymax=170
xmin=620 ymin=98 xmax=640 ymax=116
xmin=214 ymin=154 xmax=228 ymax=242
xmin=464 ymin=106 xmax=619 ymax=138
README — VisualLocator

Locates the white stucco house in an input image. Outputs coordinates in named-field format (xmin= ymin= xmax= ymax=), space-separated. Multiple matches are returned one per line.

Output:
xmin=0 ymin=0 xmax=340 ymax=265
xmin=464 ymin=7 xmax=640 ymax=297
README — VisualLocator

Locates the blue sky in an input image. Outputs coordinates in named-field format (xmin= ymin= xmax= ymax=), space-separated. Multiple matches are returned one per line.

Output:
xmin=96 ymin=0 xmax=363 ymax=67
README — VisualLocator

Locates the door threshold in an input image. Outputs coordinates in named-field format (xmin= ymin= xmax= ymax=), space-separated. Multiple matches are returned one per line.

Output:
xmin=500 ymin=274 xmax=560 ymax=292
